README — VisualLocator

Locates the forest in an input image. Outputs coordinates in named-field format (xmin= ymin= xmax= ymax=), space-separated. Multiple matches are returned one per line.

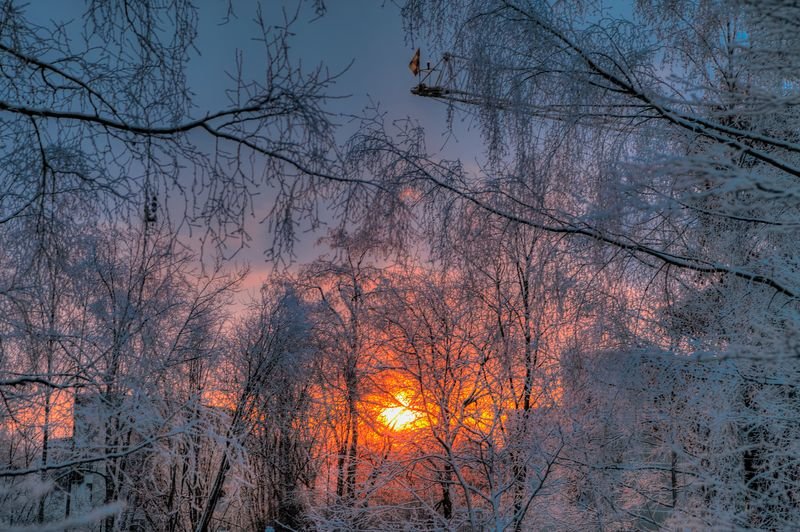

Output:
xmin=0 ymin=0 xmax=798 ymax=530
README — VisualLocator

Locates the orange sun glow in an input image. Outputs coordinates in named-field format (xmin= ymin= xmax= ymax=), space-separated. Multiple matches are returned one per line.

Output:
xmin=379 ymin=391 xmax=422 ymax=430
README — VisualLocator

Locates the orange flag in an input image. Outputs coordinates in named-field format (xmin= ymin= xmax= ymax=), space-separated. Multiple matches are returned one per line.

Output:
xmin=409 ymin=48 xmax=420 ymax=76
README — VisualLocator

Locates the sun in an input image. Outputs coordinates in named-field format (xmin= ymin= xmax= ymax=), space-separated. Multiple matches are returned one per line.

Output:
xmin=379 ymin=391 xmax=422 ymax=430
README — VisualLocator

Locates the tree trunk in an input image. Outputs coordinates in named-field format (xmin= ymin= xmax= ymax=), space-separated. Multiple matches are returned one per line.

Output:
xmin=195 ymin=449 xmax=230 ymax=532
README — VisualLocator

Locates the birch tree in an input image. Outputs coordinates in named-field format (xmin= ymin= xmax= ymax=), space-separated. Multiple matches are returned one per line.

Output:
xmin=378 ymin=0 xmax=800 ymax=527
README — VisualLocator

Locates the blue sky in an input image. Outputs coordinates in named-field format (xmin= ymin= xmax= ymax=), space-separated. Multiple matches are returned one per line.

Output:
xmin=184 ymin=2 xmax=484 ymax=272
xmin=22 ymin=1 xmax=484 ymax=289
xmin=185 ymin=1 xmax=478 ymax=148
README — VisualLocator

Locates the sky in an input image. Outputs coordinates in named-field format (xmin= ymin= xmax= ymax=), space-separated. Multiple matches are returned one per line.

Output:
xmin=189 ymin=0 xmax=480 ymax=289
xmin=191 ymin=2 xmax=440 ymax=127
xmin=23 ymin=1 xmax=485 ymax=294
xmin=183 ymin=1 xmax=484 ymax=290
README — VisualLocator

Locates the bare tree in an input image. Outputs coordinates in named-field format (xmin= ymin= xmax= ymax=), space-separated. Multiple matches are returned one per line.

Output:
xmin=0 ymin=0 xmax=370 ymax=258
